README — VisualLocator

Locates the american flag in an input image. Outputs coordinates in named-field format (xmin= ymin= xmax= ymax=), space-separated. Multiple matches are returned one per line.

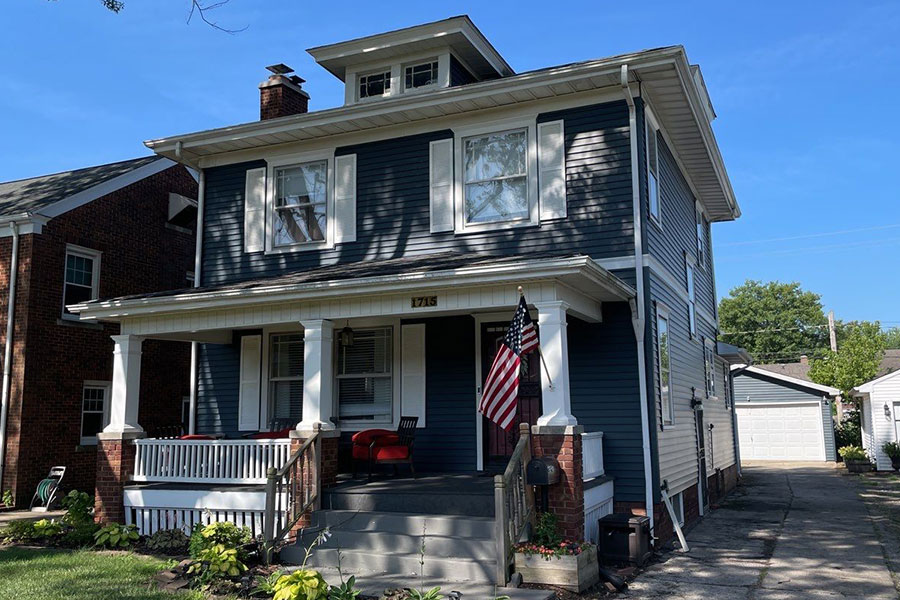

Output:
xmin=479 ymin=296 xmax=539 ymax=431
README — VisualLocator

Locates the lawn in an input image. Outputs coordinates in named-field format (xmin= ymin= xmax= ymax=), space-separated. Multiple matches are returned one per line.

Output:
xmin=0 ymin=546 xmax=204 ymax=600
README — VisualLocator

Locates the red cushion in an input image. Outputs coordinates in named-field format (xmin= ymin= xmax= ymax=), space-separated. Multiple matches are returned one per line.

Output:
xmin=179 ymin=434 xmax=215 ymax=440
xmin=353 ymin=444 xmax=410 ymax=461
xmin=249 ymin=428 xmax=292 ymax=439
xmin=351 ymin=429 xmax=397 ymax=446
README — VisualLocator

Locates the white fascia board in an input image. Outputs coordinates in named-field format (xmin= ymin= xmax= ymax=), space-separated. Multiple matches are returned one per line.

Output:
xmin=0 ymin=213 xmax=49 ymax=237
xmin=37 ymin=158 xmax=175 ymax=219
xmin=854 ymin=368 xmax=900 ymax=395
xmin=70 ymin=255 xmax=635 ymax=321
xmin=742 ymin=365 xmax=840 ymax=396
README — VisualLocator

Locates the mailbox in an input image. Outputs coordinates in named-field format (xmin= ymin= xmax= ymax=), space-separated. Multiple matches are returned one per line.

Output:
xmin=526 ymin=457 xmax=560 ymax=486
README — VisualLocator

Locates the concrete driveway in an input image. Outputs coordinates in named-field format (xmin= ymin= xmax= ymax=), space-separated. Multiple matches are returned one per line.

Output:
xmin=625 ymin=463 xmax=898 ymax=599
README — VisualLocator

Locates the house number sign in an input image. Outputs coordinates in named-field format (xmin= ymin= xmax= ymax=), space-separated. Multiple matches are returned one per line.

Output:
xmin=411 ymin=296 xmax=438 ymax=308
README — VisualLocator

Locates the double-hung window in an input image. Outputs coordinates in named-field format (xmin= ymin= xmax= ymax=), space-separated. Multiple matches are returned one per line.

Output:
xmin=269 ymin=333 xmax=304 ymax=422
xmin=337 ymin=327 xmax=393 ymax=424
xmin=405 ymin=61 xmax=438 ymax=90
xmin=647 ymin=122 xmax=661 ymax=224
xmin=463 ymin=128 xmax=530 ymax=226
xmin=62 ymin=245 xmax=101 ymax=319
xmin=686 ymin=261 xmax=696 ymax=338
xmin=696 ymin=206 xmax=706 ymax=268
xmin=703 ymin=339 xmax=717 ymax=399
xmin=80 ymin=381 xmax=110 ymax=444
xmin=273 ymin=160 xmax=328 ymax=248
xmin=723 ymin=366 xmax=732 ymax=410
xmin=358 ymin=69 xmax=391 ymax=99
xmin=657 ymin=306 xmax=673 ymax=426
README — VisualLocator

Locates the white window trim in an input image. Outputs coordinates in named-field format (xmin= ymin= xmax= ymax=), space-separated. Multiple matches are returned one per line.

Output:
xmin=62 ymin=244 xmax=102 ymax=321
xmin=453 ymin=117 xmax=539 ymax=235
xmin=695 ymin=201 xmax=706 ymax=270
xmin=79 ymin=380 xmax=111 ymax=445
xmin=345 ymin=48 xmax=452 ymax=105
xmin=703 ymin=338 xmax=718 ymax=400
xmin=356 ymin=67 xmax=394 ymax=102
xmin=686 ymin=256 xmax=697 ymax=340
xmin=265 ymin=150 xmax=336 ymax=254
xmin=646 ymin=110 xmax=662 ymax=228
xmin=656 ymin=303 xmax=674 ymax=427
xmin=401 ymin=55 xmax=448 ymax=95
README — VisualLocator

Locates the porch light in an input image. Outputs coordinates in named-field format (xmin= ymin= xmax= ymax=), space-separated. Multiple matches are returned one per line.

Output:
xmin=340 ymin=325 xmax=354 ymax=347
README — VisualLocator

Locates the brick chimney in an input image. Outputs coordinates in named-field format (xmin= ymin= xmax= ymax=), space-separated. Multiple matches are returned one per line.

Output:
xmin=259 ymin=63 xmax=309 ymax=120
xmin=800 ymin=355 xmax=809 ymax=365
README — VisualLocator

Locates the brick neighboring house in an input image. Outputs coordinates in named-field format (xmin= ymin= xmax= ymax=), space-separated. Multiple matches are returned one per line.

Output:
xmin=0 ymin=157 xmax=197 ymax=506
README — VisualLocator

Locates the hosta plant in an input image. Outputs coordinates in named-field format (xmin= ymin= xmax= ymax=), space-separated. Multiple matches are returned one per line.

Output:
xmin=883 ymin=441 xmax=900 ymax=459
xmin=328 ymin=575 xmax=360 ymax=600
xmin=32 ymin=518 xmax=63 ymax=539
xmin=188 ymin=543 xmax=247 ymax=584
xmin=271 ymin=569 xmax=329 ymax=600
xmin=252 ymin=570 xmax=285 ymax=597
xmin=93 ymin=522 xmax=140 ymax=549
xmin=189 ymin=521 xmax=252 ymax=558
xmin=838 ymin=445 xmax=869 ymax=461
xmin=146 ymin=528 xmax=190 ymax=554
xmin=0 ymin=520 xmax=36 ymax=542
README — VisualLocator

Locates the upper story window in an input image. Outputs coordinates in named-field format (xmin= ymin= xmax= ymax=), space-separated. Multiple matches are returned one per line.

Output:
xmin=463 ymin=128 xmax=529 ymax=226
xmin=703 ymin=338 xmax=717 ymax=398
xmin=273 ymin=160 xmax=328 ymax=247
xmin=358 ymin=69 xmax=391 ymax=99
xmin=686 ymin=260 xmax=696 ymax=338
xmin=657 ymin=305 xmax=673 ymax=426
xmin=405 ymin=61 xmax=438 ymax=89
xmin=696 ymin=206 xmax=706 ymax=267
xmin=62 ymin=245 xmax=101 ymax=320
xmin=647 ymin=122 xmax=661 ymax=224
xmin=337 ymin=327 xmax=393 ymax=424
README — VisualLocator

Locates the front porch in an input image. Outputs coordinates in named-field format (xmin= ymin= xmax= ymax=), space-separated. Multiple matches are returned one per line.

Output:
xmin=73 ymin=252 xmax=631 ymax=586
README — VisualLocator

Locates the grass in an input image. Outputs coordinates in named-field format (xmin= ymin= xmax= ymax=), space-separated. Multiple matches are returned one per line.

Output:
xmin=0 ymin=546 xmax=204 ymax=600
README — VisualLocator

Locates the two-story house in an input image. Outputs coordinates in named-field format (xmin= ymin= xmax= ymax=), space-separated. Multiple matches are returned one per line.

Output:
xmin=72 ymin=17 xmax=741 ymax=590
xmin=0 ymin=156 xmax=197 ymax=507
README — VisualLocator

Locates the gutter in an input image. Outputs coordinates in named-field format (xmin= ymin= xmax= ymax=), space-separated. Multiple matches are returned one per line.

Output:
xmin=176 ymin=142 xmax=204 ymax=436
xmin=621 ymin=65 xmax=656 ymax=536
xmin=0 ymin=220 xmax=22 ymax=494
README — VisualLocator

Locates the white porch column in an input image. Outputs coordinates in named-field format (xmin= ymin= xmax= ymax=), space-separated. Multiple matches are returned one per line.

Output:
xmin=105 ymin=335 xmax=145 ymax=434
xmin=297 ymin=319 xmax=336 ymax=432
xmin=534 ymin=301 xmax=577 ymax=427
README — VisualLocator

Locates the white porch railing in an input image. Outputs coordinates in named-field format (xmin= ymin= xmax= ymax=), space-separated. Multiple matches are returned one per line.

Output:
xmin=133 ymin=438 xmax=292 ymax=484
xmin=582 ymin=431 xmax=605 ymax=480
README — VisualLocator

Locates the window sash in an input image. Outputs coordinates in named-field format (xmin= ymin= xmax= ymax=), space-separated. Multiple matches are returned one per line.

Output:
xmin=657 ymin=312 xmax=673 ymax=425
xmin=696 ymin=208 xmax=705 ymax=266
xmin=405 ymin=61 xmax=438 ymax=89
xmin=273 ymin=161 xmax=328 ymax=247
xmin=647 ymin=127 xmax=660 ymax=221
xmin=337 ymin=327 xmax=393 ymax=423
xmin=687 ymin=263 xmax=696 ymax=337
xmin=80 ymin=384 xmax=108 ymax=443
xmin=463 ymin=129 xmax=529 ymax=225
xmin=63 ymin=248 xmax=99 ymax=318
xmin=704 ymin=342 xmax=717 ymax=398
xmin=359 ymin=70 xmax=391 ymax=98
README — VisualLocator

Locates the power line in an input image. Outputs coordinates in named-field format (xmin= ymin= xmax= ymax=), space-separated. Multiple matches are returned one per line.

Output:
xmin=718 ymin=223 xmax=900 ymax=248
xmin=721 ymin=325 xmax=827 ymax=335
xmin=718 ymin=236 xmax=900 ymax=262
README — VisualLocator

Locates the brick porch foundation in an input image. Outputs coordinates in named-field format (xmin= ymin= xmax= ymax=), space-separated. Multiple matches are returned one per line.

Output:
xmin=531 ymin=424 xmax=584 ymax=540
xmin=94 ymin=432 xmax=144 ymax=524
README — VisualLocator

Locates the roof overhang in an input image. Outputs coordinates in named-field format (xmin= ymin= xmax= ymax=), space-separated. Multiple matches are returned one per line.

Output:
xmin=735 ymin=365 xmax=840 ymax=396
xmin=853 ymin=368 xmax=900 ymax=396
xmin=146 ymin=46 xmax=739 ymax=222
xmin=70 ymin=254 xmax=635 ymax=329
xmin=306 ymin=16 xmax=513 ymax=81
xmin=717 ymin=341 xmax=752 ymax=365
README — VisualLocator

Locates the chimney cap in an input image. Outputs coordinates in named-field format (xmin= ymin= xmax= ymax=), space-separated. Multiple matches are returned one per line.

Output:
xmin=266 ymin=63 xmax=294 ymax=75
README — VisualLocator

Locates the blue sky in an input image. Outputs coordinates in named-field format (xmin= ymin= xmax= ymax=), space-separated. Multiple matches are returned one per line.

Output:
xmin=1 ymin=1 xmax=898 ymax=326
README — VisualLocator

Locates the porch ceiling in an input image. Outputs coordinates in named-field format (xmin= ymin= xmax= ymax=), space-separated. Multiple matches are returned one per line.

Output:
xmin=69 ymin=252 xmax=635 ymax=339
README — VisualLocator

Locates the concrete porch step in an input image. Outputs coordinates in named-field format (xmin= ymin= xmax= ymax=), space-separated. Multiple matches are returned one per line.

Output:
xmin=300 ymin=529 xmax=496 ymax=560
xmin=301 ymin=548 xmax=496 ymax=582
xmin=322 ymin=474 xmax=495 ymax=517
xmin=302 ymin=566 xmax=555 ymax=600
xmin=312 ymin=509 xmax=495 ymax=538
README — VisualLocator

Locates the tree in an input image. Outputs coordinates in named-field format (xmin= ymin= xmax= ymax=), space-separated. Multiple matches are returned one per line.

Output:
xmin=718 ymin=281 xmax=828 ymax=362
xmin=808 ymin=321 xmax=886 ymax=397
xmin=884 ymin=327 xmax=900 ymax=350
xmin=56 ymin=0 xmax=245 ymax=33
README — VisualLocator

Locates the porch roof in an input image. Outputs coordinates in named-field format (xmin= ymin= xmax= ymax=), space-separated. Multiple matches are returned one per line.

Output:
xmin=69 ymin=252 xmax=635 ymax=332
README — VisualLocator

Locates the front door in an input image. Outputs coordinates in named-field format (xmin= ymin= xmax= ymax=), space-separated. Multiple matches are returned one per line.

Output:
xmin=481 ymin=323 xmax=541 ymax=470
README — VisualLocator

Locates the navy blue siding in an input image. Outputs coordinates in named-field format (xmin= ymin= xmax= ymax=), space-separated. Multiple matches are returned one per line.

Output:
xmin=569 ymin=304 xmax=644 ymax=502
xmin=196 ymin=340 xmax=241 ymax=438
xmin=449 ymin=55 xmax=477 ymax=87
xmin=734 ymin=371 xmax=837 ymax=461
xmin=200 ymin=100 xmax=634 ymax=286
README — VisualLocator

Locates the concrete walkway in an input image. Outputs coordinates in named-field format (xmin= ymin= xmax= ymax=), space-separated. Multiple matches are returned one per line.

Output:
xmin=625 ymin=463 xmax=898 ymax=599
xmin=0 ymin=509 xmax=65 ymax=528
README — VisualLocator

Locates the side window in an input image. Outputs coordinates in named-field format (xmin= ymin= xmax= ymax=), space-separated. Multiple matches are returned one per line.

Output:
xmin=723 ymin=364 xmax=732 ymax=409
xmin=686 ymin=260 xmax=696 ymax=338
xmin=703 ymin=339 xmax=716 ymax=398
xmin=696 ymin=206 xmax=706 ymax=268
xmin=62 ymin=245 xmax=101 ymax=320
xmin=647 ymin=119 xmax=661 ymax=224
xmin=657 ymin=306 xmax=673 ymax=426
xmin=80 ymin=381 xmax=110 ymax=444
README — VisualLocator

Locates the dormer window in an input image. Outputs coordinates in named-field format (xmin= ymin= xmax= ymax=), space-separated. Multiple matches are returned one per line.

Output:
xmin=405 ymin=61 xmax=438 ymax=90
xmin=358 ymin=69 xmax=391 ymax=99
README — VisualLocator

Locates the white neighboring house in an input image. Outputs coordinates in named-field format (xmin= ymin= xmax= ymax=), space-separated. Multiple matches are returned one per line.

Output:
xmin=853 ymin=369 xmax=900 ymax=470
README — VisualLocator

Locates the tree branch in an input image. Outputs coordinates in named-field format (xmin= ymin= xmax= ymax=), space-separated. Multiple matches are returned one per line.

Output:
xmin=187 ymin=0 xmax=247 ymax=34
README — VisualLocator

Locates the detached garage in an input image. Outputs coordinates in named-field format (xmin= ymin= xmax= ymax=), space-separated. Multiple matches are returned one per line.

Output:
xmin=733 ymin=366 xmax=839 ymax=462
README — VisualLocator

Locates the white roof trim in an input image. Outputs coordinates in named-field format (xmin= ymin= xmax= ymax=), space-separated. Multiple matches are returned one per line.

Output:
xmin=739 ymin=365 xmax=839 ymax=396
xmin=853 ymin=368 xmax=900 ymax=395
xmin=38 ymin=158 xmax=174 ymax=219
xmin=69 ymin=254 xmax=634 ymax=321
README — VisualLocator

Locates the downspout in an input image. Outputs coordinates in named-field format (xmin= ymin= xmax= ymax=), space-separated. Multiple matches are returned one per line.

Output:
xmin=0 ymin=221 xmax=21 ymax=492
xmin=621 ymin=65 xmax=655 ymax=533
xmin=177 ymin=141 xmax=204 ymax=435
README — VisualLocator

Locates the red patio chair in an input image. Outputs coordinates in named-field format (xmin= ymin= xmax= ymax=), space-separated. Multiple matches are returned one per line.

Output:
xmin=351 ymin=416 xmax=418 ymax=480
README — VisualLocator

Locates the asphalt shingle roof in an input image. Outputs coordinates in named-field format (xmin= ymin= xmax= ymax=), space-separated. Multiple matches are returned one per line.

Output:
xmin=757 ymin=349 xmax=900 ymax=381
xmin=0 ymin=156 xmax=161 ymax=218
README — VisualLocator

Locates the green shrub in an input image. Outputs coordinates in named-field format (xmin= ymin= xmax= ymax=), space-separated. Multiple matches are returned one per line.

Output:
xmin=1 ymin=489 xmax=13 ymax=507
xmin=835 ymin=409 xmax=862 ymax=448
xmin=0 ymin=519 xmax=36 ymax=542
xmin=883 ymin=441 xmax=900 ymax=459
xmin=58 ymin=521 xmax=100 ymax=548
xmin=272 ymin=569 xmax=329 ymax=600
xmin=838 ymin=445 xmax=869 ymax=461
xmin=187 ymin=543 xmax=247 ymax=585
xmin=32 ymin=518 xmax=63 ymax=539
xmin=532 ymin=512 xmax=562 ymax=548
xmin=61 ymin=490 xmax=93 ymax=525
xmin=189 ymin=521 xmax=252 ymax=559
xmin=146 ymin=528 xmax=190 ymax=554
xmin=93 ymin=522 xmax=140 ymax=549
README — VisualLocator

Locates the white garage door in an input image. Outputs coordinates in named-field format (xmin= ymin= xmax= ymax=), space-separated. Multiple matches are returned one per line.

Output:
xmin=736 ymin=402 xmax=825 ymax=461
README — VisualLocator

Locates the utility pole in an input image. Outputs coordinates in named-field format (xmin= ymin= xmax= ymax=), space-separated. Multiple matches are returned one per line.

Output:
xmin=828 ymin=311 xmax=838 ymax=352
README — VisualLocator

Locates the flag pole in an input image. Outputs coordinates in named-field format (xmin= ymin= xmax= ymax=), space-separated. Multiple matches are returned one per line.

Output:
xmin=519 ymin=286 xmax=554 ymax=390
